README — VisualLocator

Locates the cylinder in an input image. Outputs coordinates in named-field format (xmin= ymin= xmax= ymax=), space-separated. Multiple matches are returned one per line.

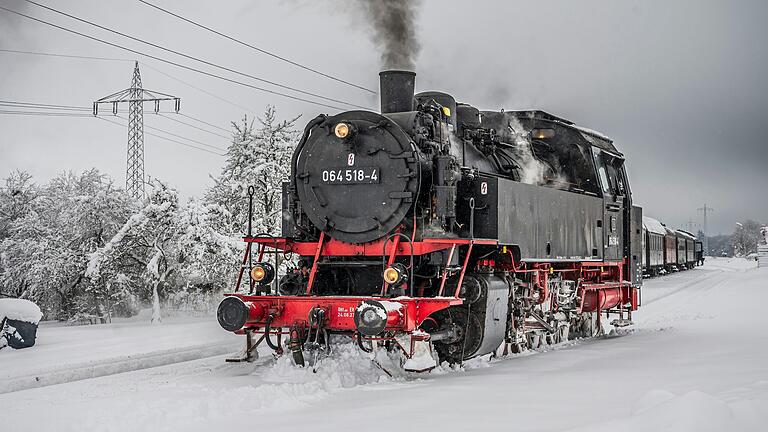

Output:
xmin=581 ymin=288 xmax=625 ymax=312
xmin=380 ymin=70 xmax=416 ymax=114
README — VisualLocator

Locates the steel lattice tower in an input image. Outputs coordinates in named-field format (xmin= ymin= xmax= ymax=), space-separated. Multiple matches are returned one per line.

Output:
xmin=126 ymin=62 xmax=145 ymax=199
xmin=93 ymin=62 xmax=181 ymax=200
xmin=698 ymin=203 xmax=715 ymax=254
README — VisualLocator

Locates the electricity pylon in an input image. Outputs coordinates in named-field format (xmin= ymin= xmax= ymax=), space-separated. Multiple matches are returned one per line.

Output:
xmin=93 ymin=61 xmax=180 ymax=199
xmin=697 ymin=204 xmax=714 ymax=254
xmin=684 ymin=218 xmax=700 ymax=233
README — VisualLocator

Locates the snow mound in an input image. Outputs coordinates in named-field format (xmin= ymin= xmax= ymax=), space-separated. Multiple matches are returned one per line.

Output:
xmin=229 ymin=341 xmax=391 ymax=411
xmin=632 ymin=389 xmax=676 ymax=414
xmin=0 ymin=298 xmax=42 ymax=323
xmin=263 ymin=341 xmax=389 ymax=389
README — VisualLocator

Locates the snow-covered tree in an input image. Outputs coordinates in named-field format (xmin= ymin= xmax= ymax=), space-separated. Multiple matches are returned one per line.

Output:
xmin=733 ymin=220 xmax=765 ymax=256
xmin=0 ymin=171 xmax=39 ymax=299
xmin=1 ymin=170 xmax=133 ymax=320
xmin=207 ymin=106 xmax=300 ymax=236
xmin=1 ymin=107 xmax=302 ymax=322
xmin=174 ymin=198 xmax=242 ymax=294
xmin=87 ymin=180 xmax=179 ymax=323
xmin=0 ymin=170 xmax=37 ymax=242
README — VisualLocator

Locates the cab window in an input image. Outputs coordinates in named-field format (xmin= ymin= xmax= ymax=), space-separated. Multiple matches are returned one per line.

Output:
xmin=593 ymin=149 xmax=626 ymax=197
xmin=592 ymin=150 xmax=611 ymax=196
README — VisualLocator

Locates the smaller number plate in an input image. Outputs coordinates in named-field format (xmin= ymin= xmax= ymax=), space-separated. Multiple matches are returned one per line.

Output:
xmin=320 ymin=167 xmax=380 ymax=184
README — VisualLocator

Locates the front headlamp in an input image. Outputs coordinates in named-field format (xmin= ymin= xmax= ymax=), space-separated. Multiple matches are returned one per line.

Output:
xmin=250 ymin=262 xmax=275 ymax=285
xmin=382 ymin=263 xmax=407 ymax=286
xmin=334 ymin=122 xmax=351 ymax=139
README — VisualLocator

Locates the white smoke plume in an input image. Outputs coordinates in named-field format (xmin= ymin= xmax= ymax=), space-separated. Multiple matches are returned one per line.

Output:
xmin=507 ymin=117 xmax=548 ymax=185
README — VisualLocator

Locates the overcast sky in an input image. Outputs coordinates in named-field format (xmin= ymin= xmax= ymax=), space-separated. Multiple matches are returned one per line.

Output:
xmin=1 ymin=0 xmax=766 ymax=235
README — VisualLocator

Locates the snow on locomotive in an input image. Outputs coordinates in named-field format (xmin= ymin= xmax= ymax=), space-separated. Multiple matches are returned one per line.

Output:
xmin=216 ymin=71 xmax=643 ymax=370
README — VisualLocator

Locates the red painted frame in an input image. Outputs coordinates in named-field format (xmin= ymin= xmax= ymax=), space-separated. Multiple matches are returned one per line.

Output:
xmin=227 ymin=293 xmax=464 ymax=333
xmin=242 ymin=235 xmax=497 ymax=257
xmin=228 ymin=234 xmax=638 ymax=338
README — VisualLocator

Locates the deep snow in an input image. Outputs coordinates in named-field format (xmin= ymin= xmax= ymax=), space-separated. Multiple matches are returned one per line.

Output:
xmin=1 ymin=258 xmax=766 ymax=432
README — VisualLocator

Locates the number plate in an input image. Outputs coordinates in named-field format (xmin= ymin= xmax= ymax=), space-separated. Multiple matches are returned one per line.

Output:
xmin=320 ymin=167 xmax=379 ymax=184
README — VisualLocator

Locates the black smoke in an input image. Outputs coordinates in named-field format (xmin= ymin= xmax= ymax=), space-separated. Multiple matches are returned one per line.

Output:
xmin=361 ymin=0 xmax=421 ymax=71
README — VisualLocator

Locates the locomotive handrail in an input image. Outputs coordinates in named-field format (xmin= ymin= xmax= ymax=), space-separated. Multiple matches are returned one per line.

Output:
xmin=233 ymin=242 xmax=251 ymax=294
xmin=305 ymin=231 xmax=326 ymax=296
xmin=246 ymin=186 xmax=255 ymax=238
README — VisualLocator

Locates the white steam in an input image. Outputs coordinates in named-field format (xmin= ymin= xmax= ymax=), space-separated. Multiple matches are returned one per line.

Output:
xmin=506 ymin=117 xmax=549 ymax=185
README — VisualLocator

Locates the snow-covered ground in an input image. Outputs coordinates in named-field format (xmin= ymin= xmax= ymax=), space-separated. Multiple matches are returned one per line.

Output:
xmin=2 ymin=258 xmax=766 ymax=431
xmin=0 ymin=313 xmax=241 ymax=394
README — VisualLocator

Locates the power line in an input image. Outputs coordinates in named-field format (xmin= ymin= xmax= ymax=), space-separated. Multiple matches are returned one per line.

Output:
xmin=178 ymin=113 xmax=231 ymax=133
xmin=22 ymin=0 xmax=370 ymax=110
xmin=97 ymin=115 xmax=225 ymax=156
xmin=157 ymin=113 xmax=230 ymax=140
xmin=0 ymin=5 xmax=347 ymax=111
xmin=0 ymin=106 xmax=225 ymax=156
xmin=144 ymin=118 xmax=227 ymax=151
xmin=108 ymin=112 xmax=227 ymax=153
xmin=0 ymin=101 xmax=165 ymax=115
xmin=0 ymin=110 xmax=93 ymax=117
xmin=136 ymin=0 xmax=376 ymax=94
xmin=0 ymin=47 xmax=130 ymax=62
xmin=0 ymin=100 xmax=91 ymax=111
xmin=2 ymin=98 xmax=229 ymax=143
xmin=0 ymin=49 xmax=259 ymax=117
xmin=140 ymin=62 xmax=257 ymax=116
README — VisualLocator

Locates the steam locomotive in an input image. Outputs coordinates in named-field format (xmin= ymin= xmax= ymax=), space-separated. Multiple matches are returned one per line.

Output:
xmin=217 ymin=71 xmax=643 ymax=370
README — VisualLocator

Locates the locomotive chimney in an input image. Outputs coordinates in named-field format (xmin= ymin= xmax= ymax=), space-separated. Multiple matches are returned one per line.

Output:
xmin=379 ymin=70 xmax=415 ymax=114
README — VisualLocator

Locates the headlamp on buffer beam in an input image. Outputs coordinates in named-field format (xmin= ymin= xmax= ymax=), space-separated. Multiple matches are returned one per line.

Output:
xmin=250 ymin=262 xmax=275 ymax=285
xmin=382 ymin=263 xmax=408 ymax=286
